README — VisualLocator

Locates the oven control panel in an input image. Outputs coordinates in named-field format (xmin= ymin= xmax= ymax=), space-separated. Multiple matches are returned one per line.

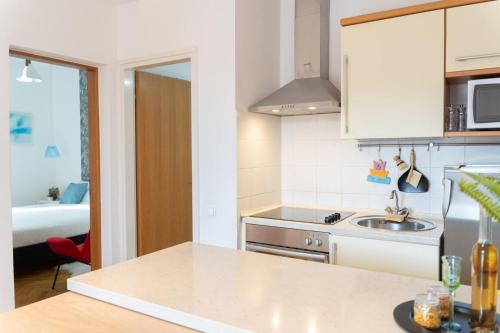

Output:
xmin=303 ymin=231 xmax=329 ymax=250
xmin=246 ymin=224 xmax=330 ymax=253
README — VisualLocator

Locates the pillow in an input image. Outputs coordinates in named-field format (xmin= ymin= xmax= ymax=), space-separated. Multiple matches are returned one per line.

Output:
xmin=60 ymin=183 xmax=89 ymax=204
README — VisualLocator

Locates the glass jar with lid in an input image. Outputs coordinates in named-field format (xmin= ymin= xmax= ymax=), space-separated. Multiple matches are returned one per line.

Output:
xmin=414 ymin=293 xmax=441 ymax=329
xmin=428 ymin=285 xmax=450 ymax=319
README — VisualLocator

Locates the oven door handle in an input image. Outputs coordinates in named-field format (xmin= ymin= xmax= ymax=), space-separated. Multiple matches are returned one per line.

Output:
xmin=246 ymin=243 xmax=329 ymax=263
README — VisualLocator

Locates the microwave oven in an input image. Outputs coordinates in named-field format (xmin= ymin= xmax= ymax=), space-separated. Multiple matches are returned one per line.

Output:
xmin=467 ymin=78 xmax=500 ymax=129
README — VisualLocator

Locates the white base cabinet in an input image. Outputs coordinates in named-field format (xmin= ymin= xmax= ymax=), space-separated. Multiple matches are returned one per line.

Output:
xmin=332 ymin=235 xmax=439 ymax=280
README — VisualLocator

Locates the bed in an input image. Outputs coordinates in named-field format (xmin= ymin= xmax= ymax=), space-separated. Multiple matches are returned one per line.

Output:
xmin=12 ymin=203 xmax=90 ymax=270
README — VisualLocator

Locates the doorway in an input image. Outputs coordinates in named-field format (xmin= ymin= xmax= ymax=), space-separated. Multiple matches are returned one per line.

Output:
xmin=8 ymin=50 xmax=101 ymax=306
xmin=134 ymin=61 xmax=193 ymax=256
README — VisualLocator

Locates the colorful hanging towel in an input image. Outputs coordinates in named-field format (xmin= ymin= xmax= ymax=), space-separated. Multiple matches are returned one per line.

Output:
xmin=367 ymin=159 xmax=391 ymax=185
xmin=369 ymin=169 xmax=389 ymax=178
xmin=367 ymin=175 xmax=391 ymax=184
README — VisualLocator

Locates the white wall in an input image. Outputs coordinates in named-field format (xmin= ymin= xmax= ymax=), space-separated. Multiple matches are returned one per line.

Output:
xmin=0 ymin=2 xmax=15 ymax=311
xmin=9 ymin=58 xmax=81 ymax=206
xmin=116 ymin=0 xmax=237 ymax=249
xmin=0 ymin=0 xmax=116 ymax=312
xmin=9 ymin=59 xmax=54 ymax=206
xmin=237 ymin=0 xmax=282 ymax=221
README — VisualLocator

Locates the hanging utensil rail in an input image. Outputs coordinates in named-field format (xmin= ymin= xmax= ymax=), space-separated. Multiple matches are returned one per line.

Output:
xmin=357 ymin=142 xmax=500 ymax=152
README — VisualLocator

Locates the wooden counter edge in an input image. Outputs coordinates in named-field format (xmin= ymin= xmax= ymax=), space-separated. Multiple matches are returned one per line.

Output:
xmin=0 ymin=292 xmax=197 ymax=333
xmin=341 ymin=0 xmax=493 ymax=26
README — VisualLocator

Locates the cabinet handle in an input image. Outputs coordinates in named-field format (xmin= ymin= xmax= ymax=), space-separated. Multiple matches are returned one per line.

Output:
xmin=331 ymin=242 xmax=337 ymax=265
xmin=342 ymin=55 xmax=349 ymax=134
xmin=456 ymin=53 xmax=500 ymax=62
xmin=442 ymin=178 xmax=453 ymax=218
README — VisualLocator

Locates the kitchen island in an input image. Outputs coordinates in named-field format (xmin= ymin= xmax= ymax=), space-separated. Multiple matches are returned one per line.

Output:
xmin=66 ymin=242 xmax=496 ymax=333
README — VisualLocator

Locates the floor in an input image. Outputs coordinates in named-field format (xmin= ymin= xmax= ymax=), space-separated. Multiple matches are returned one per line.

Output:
xmin=14 ymin=262 xmax=90 ymax=308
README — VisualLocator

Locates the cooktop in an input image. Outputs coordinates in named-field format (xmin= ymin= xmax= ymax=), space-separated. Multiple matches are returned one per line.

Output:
xmin=250 ymin=207 xmax=355 ymax=225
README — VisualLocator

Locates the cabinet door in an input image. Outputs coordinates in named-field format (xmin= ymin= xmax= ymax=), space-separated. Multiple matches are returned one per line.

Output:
xmin=333 ymin=235 xmax=439 ymax=280
xmin=446 ymin=1 xmax=500 ymax=73
xmin=341 ymin=11 xmax=444 ymax=139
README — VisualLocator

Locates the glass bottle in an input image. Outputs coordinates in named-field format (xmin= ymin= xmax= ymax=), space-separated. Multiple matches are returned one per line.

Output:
xmin=470 ymin=208 xmax=498 ymax=331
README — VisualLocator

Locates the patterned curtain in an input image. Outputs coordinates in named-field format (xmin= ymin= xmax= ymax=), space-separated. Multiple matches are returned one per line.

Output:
xmin=79 ymin=69 xmax=89 ymax=182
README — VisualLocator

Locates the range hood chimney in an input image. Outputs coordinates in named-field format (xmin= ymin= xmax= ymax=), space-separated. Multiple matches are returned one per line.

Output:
xmin=250 ymin=0 xmax=340 ymax=116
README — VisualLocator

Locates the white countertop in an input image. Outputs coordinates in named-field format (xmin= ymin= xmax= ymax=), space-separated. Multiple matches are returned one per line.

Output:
xmin=68 ymin=242 xmax=482 ymax=333
xmin=242 ymin=206 xmax=443 ymax=246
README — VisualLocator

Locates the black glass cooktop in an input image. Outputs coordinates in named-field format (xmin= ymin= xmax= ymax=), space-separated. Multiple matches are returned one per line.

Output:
xmin=251 ymin=207 xmax=355 ymax=225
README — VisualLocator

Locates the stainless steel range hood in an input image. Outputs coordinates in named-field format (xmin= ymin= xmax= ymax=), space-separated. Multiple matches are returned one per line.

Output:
xmin=250 ymin=0 xmax=340 ymax=116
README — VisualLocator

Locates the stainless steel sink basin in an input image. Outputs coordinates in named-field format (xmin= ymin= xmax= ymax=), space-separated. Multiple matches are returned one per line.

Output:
xmin=350 ymin=215 xmax=436 ymax=231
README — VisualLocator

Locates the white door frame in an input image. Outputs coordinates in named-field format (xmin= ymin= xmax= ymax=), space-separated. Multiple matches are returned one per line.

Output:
xmin=116 ymin=48 xmax=200 ymax=260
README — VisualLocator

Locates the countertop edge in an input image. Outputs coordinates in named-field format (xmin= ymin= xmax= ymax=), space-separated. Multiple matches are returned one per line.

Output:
xmin=67 ymin=279 xmax=254 ymax=333
xmin=242 ymin=209 xmax=443 ymax=246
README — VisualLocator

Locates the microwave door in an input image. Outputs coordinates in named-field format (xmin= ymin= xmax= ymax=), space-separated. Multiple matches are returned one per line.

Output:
xmin=467 ymin=79 xmax=500 ymax=129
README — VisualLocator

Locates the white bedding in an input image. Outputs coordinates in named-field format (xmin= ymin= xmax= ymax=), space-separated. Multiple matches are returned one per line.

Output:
xmin=12 ymin=203 xmax=90 ymax=248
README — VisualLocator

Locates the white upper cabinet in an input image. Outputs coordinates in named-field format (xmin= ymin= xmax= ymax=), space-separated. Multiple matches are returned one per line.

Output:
xmin=446 ymin=1 xmax=500 ymax=73
xmin=341 ymin=10 xmax=444 ymax=139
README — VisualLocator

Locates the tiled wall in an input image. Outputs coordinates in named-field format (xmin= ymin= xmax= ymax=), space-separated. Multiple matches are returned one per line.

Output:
xmin=238 ymin=111 xmax=281 ymax=215
xmin=281 ymin=114 xmax=500 ymax=215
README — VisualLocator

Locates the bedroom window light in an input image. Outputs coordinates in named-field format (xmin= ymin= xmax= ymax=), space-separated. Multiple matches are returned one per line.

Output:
xmin=16 ymin=59 xmax=42 ymax=83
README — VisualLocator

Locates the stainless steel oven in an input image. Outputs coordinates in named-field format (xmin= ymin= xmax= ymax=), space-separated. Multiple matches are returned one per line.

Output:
xmin=245 ymin=224 xmax=330 ymax=264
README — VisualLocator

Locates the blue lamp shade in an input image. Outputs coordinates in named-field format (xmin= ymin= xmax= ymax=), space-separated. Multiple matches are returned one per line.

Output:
xmin=45 ymin=145 xmax=61 ymax=158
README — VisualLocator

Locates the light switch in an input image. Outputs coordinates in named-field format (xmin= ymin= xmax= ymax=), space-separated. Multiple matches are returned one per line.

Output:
xmin=208 ymin=207 xmax=216 ymax=217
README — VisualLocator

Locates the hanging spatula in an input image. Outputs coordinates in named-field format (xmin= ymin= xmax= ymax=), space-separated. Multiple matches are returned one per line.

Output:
xmin=397 ymin=148 xmax=429 ymax=193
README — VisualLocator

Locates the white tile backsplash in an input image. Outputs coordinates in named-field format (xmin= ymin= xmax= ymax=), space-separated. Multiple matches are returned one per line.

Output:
xmin=282 ymin=166 xmax=316 ymax=191
xmin=316 ymin=140 xmax=340 ymax=166
xmin=464 ymin=146 xmax=500 ymax=164
xmin=280 ymin=113 xmax=500 ymax=215
xmin=238 ymin=112 xmax=281 ymax=214
xmin=429 ymin=146 xmax=465 ymax=167
xmin=341 ymin=166 xmax=370 ymax=194
xmin=317 ymin=192 xmax=342 ymax=208
xmin=316 ymin=165 xmax=341 ymax=193
xmin=428 ymin=168 xmax=444 ymax=198
xmin=239 ymin=111 xmax=500 ymax=217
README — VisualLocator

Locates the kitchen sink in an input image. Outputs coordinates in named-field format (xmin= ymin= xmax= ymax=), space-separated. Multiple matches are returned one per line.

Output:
xmin=350 ymin=215 xmax=436 ymax=231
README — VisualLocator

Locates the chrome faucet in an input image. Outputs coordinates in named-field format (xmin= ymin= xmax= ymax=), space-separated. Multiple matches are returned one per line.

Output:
xmin=385 ymin=190 xmax=409 ymax=216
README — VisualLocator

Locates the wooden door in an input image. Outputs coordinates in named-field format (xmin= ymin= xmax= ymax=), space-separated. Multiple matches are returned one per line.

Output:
xmin=446 ymin=1 xmax=500 ymax=73
xmin=135 ymin=71 xmax=192 ymax=256
xmin=340 ymin=10 xmax=444 ymax=139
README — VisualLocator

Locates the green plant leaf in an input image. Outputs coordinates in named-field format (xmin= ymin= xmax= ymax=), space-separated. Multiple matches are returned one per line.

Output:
xmin=459 ymin=178 xmax=500 ymax=222
xmin=462 ymin=172 xmax=500 ymax=198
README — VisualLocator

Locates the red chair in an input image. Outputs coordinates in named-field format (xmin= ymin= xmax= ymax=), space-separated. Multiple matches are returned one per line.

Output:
xmin=47 ymin=232 xmax=91 ymax=289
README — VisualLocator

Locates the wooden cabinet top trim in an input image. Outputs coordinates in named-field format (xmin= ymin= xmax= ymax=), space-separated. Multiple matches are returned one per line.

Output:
xmin=341 ymin=0 xmax=492 ymax=27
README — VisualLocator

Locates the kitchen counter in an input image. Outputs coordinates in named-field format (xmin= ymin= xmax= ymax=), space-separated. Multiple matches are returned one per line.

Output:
xmin=0 ymin=292 xmax=196 ymax=332
xmin=68 ymin=242 xmax=487 ymax=333
xmin=242 ymin=207 xmax=443 ymax=246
